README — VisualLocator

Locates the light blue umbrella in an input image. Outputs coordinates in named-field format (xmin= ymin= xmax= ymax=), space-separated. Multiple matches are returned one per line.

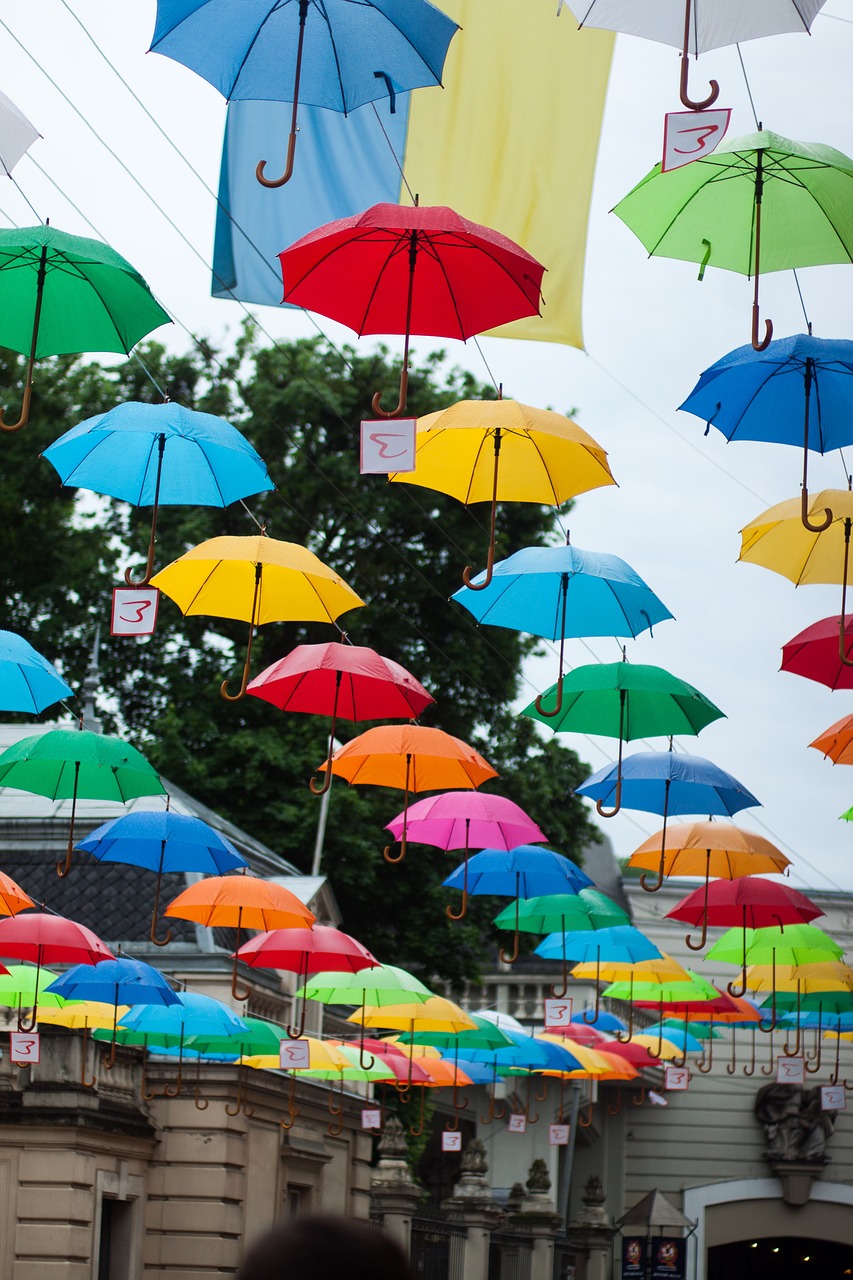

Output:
xmin=43 ymin=401 xmax=274 ymax=585
xmin=150 ymin=0 xmax=459 ymax=187
xmin=0 ymin=630 xmax=72 ymax=714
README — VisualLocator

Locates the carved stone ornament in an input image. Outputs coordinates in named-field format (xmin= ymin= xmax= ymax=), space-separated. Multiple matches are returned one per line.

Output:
xmin=526 ymin=1157 xmax=552 ymax=1194
xmin=754 ymin=1083 xmax=837 ymax=1164
xmin=582 ymin=1174 xmax=606 ymax=1207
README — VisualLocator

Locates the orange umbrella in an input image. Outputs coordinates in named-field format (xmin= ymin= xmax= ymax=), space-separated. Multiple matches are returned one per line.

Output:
xmin=627 ymin=819 xmax=790 ymax=900
xmin=0 ymin=871 xmax=35 ymax=916
xmin=164 ymin=875 xmax=315 ymax=1001
xmin=318 ymin=724 xmax=497 ymax=862
xmin=810 ymin=713 xmax=853 ymax=764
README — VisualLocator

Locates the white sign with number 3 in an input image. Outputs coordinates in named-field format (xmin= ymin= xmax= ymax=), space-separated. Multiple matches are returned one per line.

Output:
xmin=442 ymin=1131 xmax=462 ymax=1152
xmin=10 ymin=1031 xmax=40 ymax=1065
xmin=544 ymin=998 xmax=573 ymax=1029
xmin=664 ymin=1066 xmax=689 ymax=1091
xmin=662 ymin=108 xmax=731 ymax=172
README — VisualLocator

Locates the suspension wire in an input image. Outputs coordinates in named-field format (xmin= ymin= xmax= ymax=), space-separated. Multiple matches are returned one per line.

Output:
xmin=735 ymin=45 xmax=760 ymax=131
xmin=792 ymin=269 xmax=813 ymax=334
xmin=368 ymin=101 xmax=417 ymax=206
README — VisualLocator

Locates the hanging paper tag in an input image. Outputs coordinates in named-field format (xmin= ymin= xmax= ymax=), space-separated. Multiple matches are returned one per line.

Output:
xmin=442 ymin=1130 xmax=462 ymax=1152
xmin=360 ymin=419 xmax=417 ymax=474
xmin=507 ymin=1112 xmax=527 ymax=1134
xmin=821 ymin=1085 xmax=846 ymax=1111
xmin=549 ymin=1123 xmax=570 ymax=1145
xmin=544 ymin=998 xmax=573 ymax=1029
xmin=664 ymin=1066 xmax=689 ymax=1091
xmin=279 ymin=1039 xmax=311 ymax=1070
xmin=776 ymin=1056 xmax=805 ymax=1085
xmin=361 ymin=1108 xmax=382 ymax=1129
xmin=662 ymin=109 xmax=731 ymax=172
xmin=10 ymin=1031 xmax=40 ymax=1065
xmin=111 ymin=586 xmax=160 ymax=637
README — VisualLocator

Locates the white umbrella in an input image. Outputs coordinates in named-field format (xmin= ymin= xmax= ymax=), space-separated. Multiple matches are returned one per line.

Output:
xmin=0 ymin=90 xmax=40 ymax=176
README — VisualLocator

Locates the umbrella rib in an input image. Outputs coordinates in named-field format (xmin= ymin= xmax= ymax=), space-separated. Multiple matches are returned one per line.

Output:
xmin=524 ymin=434 xmax=560 ymax=506
xmin=463 ymin=429 xmax=495 ymax=505
xmin=314 ymin=1 xmax=348 ymax=115
xmin=355 ymin=235 xmax=412 ymax=336
xmin=223 ymin=1 xmax=292 ymax=99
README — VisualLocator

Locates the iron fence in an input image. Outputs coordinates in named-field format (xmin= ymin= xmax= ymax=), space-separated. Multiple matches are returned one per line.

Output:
xmin=410 ymin=1208 xmax=467 ymax=1280
xmin=553 ymin=1237 xmax=578 ymax=1280
xmin=488 ymin=1226 xmax=534 ymax=1280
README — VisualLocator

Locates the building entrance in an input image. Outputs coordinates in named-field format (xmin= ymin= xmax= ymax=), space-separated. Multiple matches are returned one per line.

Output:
xmin=708 ymin=1237 xmax=853 ymax=1280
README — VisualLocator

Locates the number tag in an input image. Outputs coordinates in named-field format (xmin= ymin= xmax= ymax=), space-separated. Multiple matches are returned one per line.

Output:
xmin=664 ymin=1066 xmax=689 ymax=1091
xmin=442 ymin=1131 xmax=462 ymax=1152
xmin=111 ymin=587 xmax=160 ymax=637
xmin=360 ymin=419 xmax=417 ymax=474
xmin=549 ymin=1123 xmax=570 ymax=1145
xmin=821 ymin=1085 xmax=846 ymax=1111
xmin=279 ymin=1039 xmax=311 ymax=1069
xmin=662 ymin=108 xmax=731 ymax=172
xmin=507 ymin=1112 xmax=527 ymax=1134
xmin=361 ymin=1108 xmax=382 ymax=1129
xmin=10 ymin=1031 xmax=40 ymax=1064
xmin=776 ymin=1056 xmax=805 ymax=1085
xmin=544 ymin=998 xmax=573 ymax=1029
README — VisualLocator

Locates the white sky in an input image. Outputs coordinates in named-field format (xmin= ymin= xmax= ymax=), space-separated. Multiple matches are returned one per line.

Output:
xmin=1 ymin=3 xmax=853 ymax=893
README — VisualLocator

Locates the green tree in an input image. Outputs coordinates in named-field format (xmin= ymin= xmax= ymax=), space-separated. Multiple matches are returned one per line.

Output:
xmin=0 ymin=331 xmax=598 ymax=983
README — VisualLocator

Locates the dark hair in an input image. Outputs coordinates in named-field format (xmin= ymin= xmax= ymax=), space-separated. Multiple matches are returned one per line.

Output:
xmin=236 ymin=1213 xmax=413 ymax=1280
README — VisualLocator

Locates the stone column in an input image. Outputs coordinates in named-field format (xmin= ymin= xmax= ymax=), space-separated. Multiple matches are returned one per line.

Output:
xmin=511 ymin=1158 xmax=563 ymax=1280
xmin=369 ymin=1117 xmax=422 ymax=1257
xmin=443 ymin=1138 xmax=501 ymax=1280
xmin=567 ymin=1175 xmax=616 ymax=1280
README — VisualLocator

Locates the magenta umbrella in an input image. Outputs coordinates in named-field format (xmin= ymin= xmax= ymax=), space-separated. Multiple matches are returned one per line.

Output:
xmin=385 ymin=791 xmax=547 ymax=921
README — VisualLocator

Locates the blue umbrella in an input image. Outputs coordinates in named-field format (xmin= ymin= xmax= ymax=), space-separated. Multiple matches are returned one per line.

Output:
xmin=571 ymin=1008 xmax=627 ymax=1033
xmin=443 ymin=845 xmax=593 ymax=962
xmin=150 ymin=0 xmax=459 ymax=187
xmin=47 ymin=957 xmax=180 ymax=1067
xmin=116 ymin=991 xmax=249 ymax=1098
xmin=76 ymin=810 xmax=247 ymax=948
xmin=680 ymin=333 xmax=853 ymax=533
xmin=43 ymin=401 xmax=274 ymax=586
xmin=535 ymin=924 xmax=662 ymax=964
xmin=0 ymin=630 xmax=72 ymax=714
xmin=451 ymin=541 xmax=672 ymax=719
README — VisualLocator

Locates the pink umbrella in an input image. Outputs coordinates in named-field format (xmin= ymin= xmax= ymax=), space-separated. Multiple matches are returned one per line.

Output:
xmin=385 ymin=791 xmax=547 ymax=920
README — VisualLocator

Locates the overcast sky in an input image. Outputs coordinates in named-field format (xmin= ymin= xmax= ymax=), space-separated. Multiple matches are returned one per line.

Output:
xmin=1 ymin=3 xmax=853 ymax=893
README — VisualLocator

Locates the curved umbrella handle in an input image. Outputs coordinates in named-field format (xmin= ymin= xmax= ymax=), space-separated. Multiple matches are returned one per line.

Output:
xmin=679 ymin=55 xmax=719 ymax=111
xmin=686 ymin=854 xmax=711 ymax=949
xmin=280 ymin=1074 xmax=299 ymax=1130
xmin=150 ymin=864 xmax=173 ymax=947
xmin=57 ymin=772 xmax=80 ymax=878
xmin=534 ymin=676 xmax=564 ymax=719
xmin=639 ymin=856 xmax=666 ymax=895
xmin=578 ymin=1097 xmax=594 ymax=1128
xmin=124 ymin=462 xmax=163 ymax=587
xmin=221 ymin=567 xmax=261 ymax=702
xmin=685 ymin=917 xmax=709 ymax=952
xmin=140 ymin=1052 xmax=157 ymax=1102
xmin=462 ymin=538 xmax=496 ymax=592
xmin=631 ymin=1084 xmax=646 ymax=1107
xmin=384 ymin=757 xmax=411 ymax=863
xmin=801 ymin=487 xmax=831 ymax=535
xmin=696 ymin=1024 xmax=714 ymax=1074
xmin=383 ymin=831 xmax=407 ymax=864
xmin=462 ymin=429 xmax=502 ymax=593
xmin=309 ymin=683 xmax=341 ymax=795
xmin=162 ymin=1051 xmax=184 ymax=1098
xmin=80 ymin=1026 xmax=97 ymax=1089
xmin=194 ymin=1055 xmax=209 ymax=1111
xmin=606 ymin=1087 xmax=622 ymax=1117
xmin=0 ymin=246 xmax=45 ymax=433
xmin=372 ymin=365 xmax=409 ymax=420
xmin=498 ymin=893 xmax=521 ymax=964
xmin=751 ymin=304 xmax=773 ymax=353
xmin=231 ymin=957 xmax=252 ymax=1004
xmin=255 ymin=0 xmax=307 ymax=187
xmin=0 ymin=380 xmax=33 ymax=433
xmin=597 ymin=698 xmax=626 ymax=818
xmin=581 ymin=967 xmax=602 ymax=1024
xmin=257 ymin=132 xmax=297 ymax=189
xmin=446 ymin=846 xmax=469 ymax=921
xmin=287 ymin=992 xmax=307 ymax=1040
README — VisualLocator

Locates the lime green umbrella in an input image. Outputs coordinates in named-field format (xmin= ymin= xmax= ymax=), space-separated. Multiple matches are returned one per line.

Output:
xmin=523 ymin=659 xmax=723 ymax=816
xmin=0 ymin=728 xmax=165 ymax=876
xmin=706 ymin=923 xmax=843 ymax=968
xmin=0 ymin=964 xmax=64 ymax=1012
xmin=612 ymin=130 xmax=853 ymax=353
xmin=0 ymin=224 xmax=170 ymax=431
xmin=296 ymin=964 xmax=433 ymax=1067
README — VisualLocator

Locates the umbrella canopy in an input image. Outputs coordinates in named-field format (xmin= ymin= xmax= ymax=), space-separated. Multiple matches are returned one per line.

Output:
xmin=810 ymin=714 xmax=853 ymax=765
xmin=279 ymin=202 xmax=545 ymax=416
xmin=0 ymin=224 xmax=170 ymax=431
xmin=0 ymin=630 xmax=73 ymax=714
xmin=151 ymin=0 xmax=458 ymax=185
xmin=76 ymin=810 xmax=247 ymax=947
xmin=45 ymin=957 xmax=179 ymax=1010
xmin=707 ymin=923 xmax=843 ymax=967
xmin=118 ymin=991 xmax=248 ymax=1041
xmin=0 ymin=727 xmax=165 ymax=875
xmin=247 ymin=641 xmax=434 ymax=794
xmin=43 ymin=402 xmax=276 ymax=586
xmin=680 ymin=334 xmax=853 ymax=533
xmin=576 ymin=750 xmax=760 ymax=819
xmin=385 ymin=790 xmax=546 ymax=864
xmin=627 ymin=819 xmax=790 ymax=899
xmin=536 ymin=925 xmax=663 ymax=965
xmin=298 ymin=964 xmax=432 ymax=1007
xmin=613 ymin=130 xmax=853 ymax=351
xmin=0 ymin=89 xmax=39 ymax=175
xmin=151 ymin=533 xmax=365 ymax=700
xmin=0 ymin=871 xmax=35 ymax=918
xmin=0 ymin=911 xmax=114 ymax=1029
xmin=666 ymin=877 xmax=823 ymax=931
xmin=392 ymin=403 xmax=615 ymax=588
xmin=493 ymin=888 xmax=630 ymax=936
xmin=0 ymin=964 xmax=62 ymax=1011
xmin=782 ymin=615 xmax=853 ymax=691
xmin=347 ymin=996 xmax=476 ymax=1034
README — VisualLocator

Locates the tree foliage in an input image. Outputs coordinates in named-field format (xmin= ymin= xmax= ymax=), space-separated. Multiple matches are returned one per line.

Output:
xmin=0 ymin=330 xmax=598 ymax=983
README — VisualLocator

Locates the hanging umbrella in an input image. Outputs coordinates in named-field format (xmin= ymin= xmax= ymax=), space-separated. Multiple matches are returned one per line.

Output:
xmin=164 ymin=875 xmax=315 ymax=1001
xmin=150 ymin=0 xmax=458 ymax=187
xmin=740 ymin=489 xmax=853 ymax=669
xmin=562 ymin=0 xmax=826 ymax=110
xmin=233 ymin=925 xmax=379 ymax=1038
xmin=43 ymin=401 xmax=276 ymax=586
xmin=0 ymin=89 xmax=40 ymax=175
xmin=613 ymin=130 xmax=853 ymax=352
xmin=0 ymin=727 xmax=165 ymax=876
xmin=395 ymin=1012 xmax=514 ymax=1127
xmin=186 ymin=1015 xmax=293 ymax=1117
xmin=348 ymin=996 xmax=477 ymax=1089
xmin=46 ymin=957 xmax=180 ymax=1069
xmin=451 ymin=537 xmax=670 ymax=694
xmin=151 ymin=533 xmax=365 ymax=700
xmin=666 ymin=877 xmax=823 ymax=952
xmin=391 ymin=402 xmax=616 ymax=589
xmin=706 ymin=919 xmax=837 ymax=1008
xmin=443 ymin=845 xmax=593 ymax=962
xmin=0 ymin=871 xmax=35 ymax=918
xmin=782 ymin=615 xmax=853 ymax=690
xmin=247 ymin=641 xmax=434 ymax=795
xmin=576 ymin=751 xmax=760 ymax=844
xmin=681 ymin=334 xmax=853 ymax=532
xmin=0 ymin=630 xmax=73 ymax=714
xmin=0 ymin=911 xmax=114 ymax=1030
xmin=494 ymin=889 xmax=630 ymax=995
xmin=810 ymin=714 xmax=853 ymax=765
xmin=319 ymin=724 xmax=497 ymax=862
xmin=626 ymin=818 xmax=790 ymax=898
xmin=525 ymin=660 xmax=724 ymax=815
xmin=76 ymin=809 xmax=247 ymax=947
xmin=298 ymin=963 xmax=433 ymax=1068
xmin=279 ymin=202 xmax=545 ymax=417
xmin=0 ymin=224 xmax=170 ymax=431
xmin=112 ymin=991 xmax=249 ymax=1098
xmin=539 ymin=924 xmax=664 ymax=1024
xmin=0 ymin=964 xmax=63 ymax=1016
xmin=386 ymin=790 xmax=546 ymax=918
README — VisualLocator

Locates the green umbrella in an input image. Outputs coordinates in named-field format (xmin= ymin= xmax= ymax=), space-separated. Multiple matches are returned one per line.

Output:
xmin=493 ymin=889 xmax=630 ymax=996
xmin=0 ymin=727 xmax=165 ymax=876
xmin=523 ymin=659 xmax=723 ymax=816
xmin=0 ymin=224 xmax=170 ymax=431
xmin=706 ymin=923 xmax=843 ymax=968
xmin=613 ymin=129 xmax=853 ymax=354
xmin=297 ymin=964 xmax=433 ymax=1067
xmin=0 ymin=963 xmax=64 ymax=1012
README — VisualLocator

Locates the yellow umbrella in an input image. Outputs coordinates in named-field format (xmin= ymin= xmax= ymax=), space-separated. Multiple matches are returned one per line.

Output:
xmin=347 ymin=995 xmax=476 ymax=1034
xmin=571 ymin=954 xmax=691 ymax=984
xmin=151 ymin=533 xmax=365 ymax=700
xmin=740 ymin=490 xmax=853 ymax=669
xmin=389 ymin=397 xmax=615 ymax=589
xmin=628 ymin=1033 xmax=686 ymax=1062
xmin=744 ymin=962 xmax=853 ymax=994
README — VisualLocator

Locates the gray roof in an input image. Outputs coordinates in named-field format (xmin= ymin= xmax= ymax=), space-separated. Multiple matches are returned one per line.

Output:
xmin=617 ymin=1189 xmax=696 ymax=1232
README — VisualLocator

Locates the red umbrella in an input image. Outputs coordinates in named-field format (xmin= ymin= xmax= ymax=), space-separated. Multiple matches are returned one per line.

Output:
xmin=233 ymin=925 xmax=379 ymax=1038
xmin=666 ymin=877 xmax=823 ymax=951
xmin=0 ymin=911 xmax=114 ymax=1029
xmin=781 ymin=614 xmax=853 ymax=690
xmin=247 ymin=641 xmax=434 ymax=794
xmin=279 ymin=202 xmax=545 ymax=417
